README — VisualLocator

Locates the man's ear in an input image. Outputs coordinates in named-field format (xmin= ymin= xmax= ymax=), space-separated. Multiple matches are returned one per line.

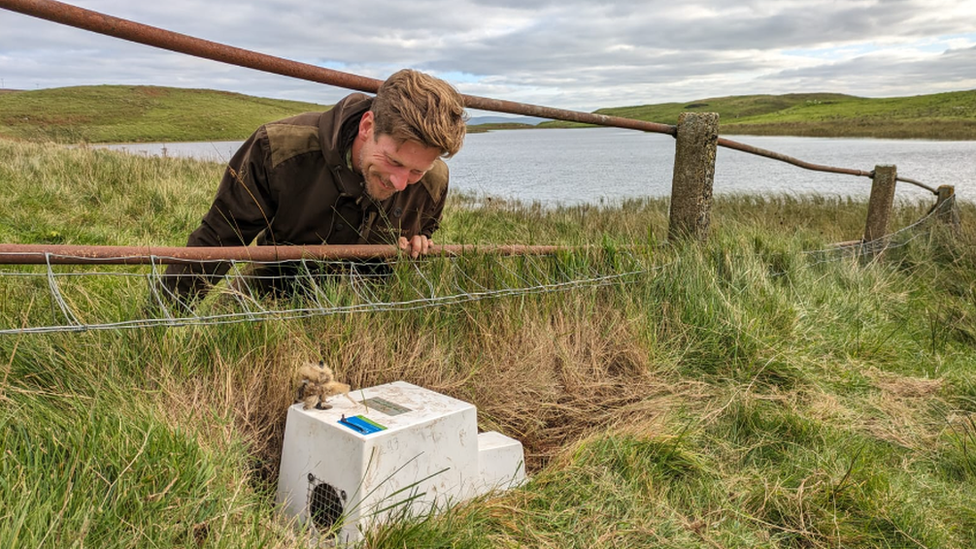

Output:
xmin=358 ymin=111 xmax=375 ymax=140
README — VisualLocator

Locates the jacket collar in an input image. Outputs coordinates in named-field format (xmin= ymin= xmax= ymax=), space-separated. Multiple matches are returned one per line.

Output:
xmin=319 ymin=93 xmax=373 ymax=198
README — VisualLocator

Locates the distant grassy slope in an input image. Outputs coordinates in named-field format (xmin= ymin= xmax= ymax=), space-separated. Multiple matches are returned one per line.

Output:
xmin=0 ymin=85 xmax=332 ymax=143
xmin=4 ymin=85 xmax=976 ymax=142
xmin=542 ymin=90 xmax=976 ymax=139
xmin=466 ymin=122 xmax=536 ymax=133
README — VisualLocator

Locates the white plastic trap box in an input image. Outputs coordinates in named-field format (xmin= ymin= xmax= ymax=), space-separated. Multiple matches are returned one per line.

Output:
xmin=276 ymin=381 xmax=525 ymax=544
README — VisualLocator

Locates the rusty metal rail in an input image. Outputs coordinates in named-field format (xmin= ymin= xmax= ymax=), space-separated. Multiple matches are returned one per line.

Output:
xmin=0 ymin=0 xmax=944 ymax=268
xmin=0 ymin=0 xmax=674 ymax=135
xmin=0 ymin=0 xmax=938 ymax=194
xmin=717 ymin=138 xmax=936 ymax=193
xmin=0 ymin=244 xmax=562 ymax=265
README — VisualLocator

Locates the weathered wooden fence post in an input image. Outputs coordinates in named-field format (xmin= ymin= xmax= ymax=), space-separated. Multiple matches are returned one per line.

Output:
xmin=863 ymin=164 xmax=897 ymax=244
xmin=935 ymin=185 xmax=961 ymax=230
xmin=668 ymin=112 xmax=719 ymax=242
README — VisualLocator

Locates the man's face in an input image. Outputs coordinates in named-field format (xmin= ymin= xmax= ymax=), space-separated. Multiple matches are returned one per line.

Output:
xmin=356 ymin=112 xmax=441 ymax=201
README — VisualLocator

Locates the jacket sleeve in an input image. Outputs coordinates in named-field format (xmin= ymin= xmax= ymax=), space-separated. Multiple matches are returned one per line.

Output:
xmin=419 ymin=160 xmax=449 ymax=239
xmin=161 ymin=129 xmax=278 ymax=305
xmin=421 ymin=177 xmax=448 ymax=238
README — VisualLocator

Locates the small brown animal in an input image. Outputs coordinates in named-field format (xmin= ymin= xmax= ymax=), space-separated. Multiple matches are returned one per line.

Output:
xmin=297 ymin=361 xmax=355 ymax=410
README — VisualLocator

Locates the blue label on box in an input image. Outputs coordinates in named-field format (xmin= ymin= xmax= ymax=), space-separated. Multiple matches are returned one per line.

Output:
xmin=338 ymin=415 xmax=387 ymax=435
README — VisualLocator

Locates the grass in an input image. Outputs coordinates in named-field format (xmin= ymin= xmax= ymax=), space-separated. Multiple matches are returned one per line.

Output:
xmin=3 ymin=86 xmax=976 ymax=142
xmin=1 ymin=138 xmax=976 ymax=547
xmin=466 ymin=122 xmax=537 ymax=134
xmin=0 ymin=85 xmax=332 ymax=143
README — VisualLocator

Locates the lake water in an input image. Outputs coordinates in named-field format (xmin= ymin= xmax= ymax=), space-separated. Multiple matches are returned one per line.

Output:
xmin=100 ymin=128 xmax=976 ymax=206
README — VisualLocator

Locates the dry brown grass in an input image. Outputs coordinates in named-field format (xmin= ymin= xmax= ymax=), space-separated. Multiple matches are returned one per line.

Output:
xmin=860 ymin=368 xmax=948 ymax=451
xmin=457 ymin=308 xmax=673 ymax=468
xmin=327 ymin=300 xmax=686 ymax=471
xmin=142 ymin=292 xmax=700 ymax=476
xmin=148 ymin=335 xmax=310 ymax=481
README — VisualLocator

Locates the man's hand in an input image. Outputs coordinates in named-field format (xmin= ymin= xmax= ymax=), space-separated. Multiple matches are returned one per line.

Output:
xmin=398 ymin=235 xmax=433 ymax=258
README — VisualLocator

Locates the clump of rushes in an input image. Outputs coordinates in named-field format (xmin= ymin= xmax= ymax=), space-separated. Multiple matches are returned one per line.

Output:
xmin=1 ymin=139 xmax=975 ymax=547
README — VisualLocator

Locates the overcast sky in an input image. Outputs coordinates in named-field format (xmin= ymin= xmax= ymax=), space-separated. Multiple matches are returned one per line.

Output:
xmin=1 ymin=0 xmax=974 ymax=114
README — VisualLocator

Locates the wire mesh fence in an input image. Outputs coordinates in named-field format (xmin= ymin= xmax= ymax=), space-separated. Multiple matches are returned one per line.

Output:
xmin=0 ymin=195 xmax=955 ymax=335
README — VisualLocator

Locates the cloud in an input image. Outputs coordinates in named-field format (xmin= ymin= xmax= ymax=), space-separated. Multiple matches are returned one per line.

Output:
xmin=759 ymin=43 xmax=976 ymax=97
xmin=0 ymin=0 xmax=973 ymax=110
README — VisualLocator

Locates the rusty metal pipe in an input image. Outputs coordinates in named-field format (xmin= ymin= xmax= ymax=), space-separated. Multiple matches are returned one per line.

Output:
xmin=717 ymin=137 xmax=872 ymax=178
xmin=0 ymin=0 xmax=937 ymax=194
xmin=717 ymin=137 xmax=937 ymax=194
xmin=0 ymin=0 xmax=382 ymax=93
xmin=0 ymin=0 xmax=675 ymax=135
xmin=0 ymin=244 xmax=563 ymax=265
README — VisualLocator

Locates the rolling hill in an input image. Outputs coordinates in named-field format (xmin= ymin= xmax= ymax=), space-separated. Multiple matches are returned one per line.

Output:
xmin=2 ymin=85 xmax=974 ymax=142
xmin=542 ymin=90 xmax=976 ymax=139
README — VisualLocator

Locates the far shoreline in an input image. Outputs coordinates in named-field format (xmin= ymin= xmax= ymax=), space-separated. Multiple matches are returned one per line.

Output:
xmin=3 ymin=85 xmax=974 ymax=143
xmin=440 ymin=123 xmax=976 ymax=142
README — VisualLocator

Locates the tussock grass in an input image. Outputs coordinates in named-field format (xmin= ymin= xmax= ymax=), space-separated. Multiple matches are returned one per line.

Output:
xmin=1 ymin=139 xmax=976 ymax=547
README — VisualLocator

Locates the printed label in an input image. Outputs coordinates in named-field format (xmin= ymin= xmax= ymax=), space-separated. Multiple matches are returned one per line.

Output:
xmin=360 ymin=397 xmax=411 ymax=416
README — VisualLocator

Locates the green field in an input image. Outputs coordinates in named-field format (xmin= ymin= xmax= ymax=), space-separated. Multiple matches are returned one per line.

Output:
xmin=2 ymin=85 xmax=975 ymax=142
xmin=1 ymin=139 xmax=976 ymax=547
xmin=0 ymin=85 xmax=332 ymax=143
xmin=542 ymin=90 xmax=976 ymax=140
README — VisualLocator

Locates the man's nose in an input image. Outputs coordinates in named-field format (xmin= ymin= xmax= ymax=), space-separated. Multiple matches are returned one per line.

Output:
xmin=390 ymin=169 xmax=409 ymax=191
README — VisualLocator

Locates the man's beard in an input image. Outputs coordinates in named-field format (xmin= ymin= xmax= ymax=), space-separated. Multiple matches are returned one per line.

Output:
xmin=361 ymin=162 xmax=396 ymax=201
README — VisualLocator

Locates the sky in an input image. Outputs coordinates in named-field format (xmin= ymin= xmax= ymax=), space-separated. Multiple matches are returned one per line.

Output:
xmin=1 ymin=0 xmax=975 ymax=114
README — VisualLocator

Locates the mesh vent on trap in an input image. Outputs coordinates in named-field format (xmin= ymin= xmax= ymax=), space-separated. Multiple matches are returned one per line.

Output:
xmin=307 ymin=473 xmax=346 ymax=535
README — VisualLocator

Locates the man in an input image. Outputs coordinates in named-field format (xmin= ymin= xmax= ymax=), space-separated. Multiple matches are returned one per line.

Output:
xmin=162 ymin=69 xmax=467 ymax=305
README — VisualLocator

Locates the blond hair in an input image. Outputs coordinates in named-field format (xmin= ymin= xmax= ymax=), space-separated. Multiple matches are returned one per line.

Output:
xmin=371 ymin=69 xmax=467 ymax=158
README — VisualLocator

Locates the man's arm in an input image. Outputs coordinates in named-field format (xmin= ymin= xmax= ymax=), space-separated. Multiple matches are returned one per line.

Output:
xmin=161 ymin=130 xmax=278 ymax=306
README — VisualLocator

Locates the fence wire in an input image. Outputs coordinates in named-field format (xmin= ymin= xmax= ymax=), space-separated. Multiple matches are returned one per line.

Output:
xmin=0 ymin=248 xmax=658 ymax=334
xmin=0 ymin=196 xmax=956 ymax=336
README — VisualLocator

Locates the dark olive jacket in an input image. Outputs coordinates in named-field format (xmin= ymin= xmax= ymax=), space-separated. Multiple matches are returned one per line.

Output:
xmin=162 ymin=93 xmax=449 ymax=302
